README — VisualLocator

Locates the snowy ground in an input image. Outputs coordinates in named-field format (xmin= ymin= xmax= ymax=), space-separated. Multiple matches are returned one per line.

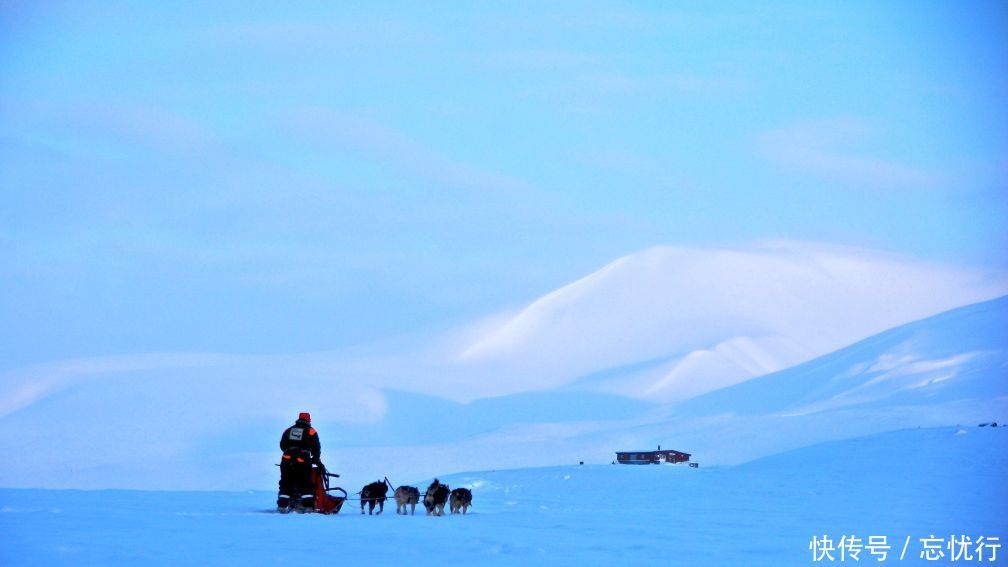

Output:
xmin=3 ymin=426 xmax=1005 ymax=566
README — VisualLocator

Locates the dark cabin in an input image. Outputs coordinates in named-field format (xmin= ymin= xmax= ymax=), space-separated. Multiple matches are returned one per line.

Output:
xmin=616 ymin=445 xmax=691 ymax=465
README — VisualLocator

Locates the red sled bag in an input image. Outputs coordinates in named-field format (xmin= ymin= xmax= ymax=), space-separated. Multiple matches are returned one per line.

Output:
xmin=312 ymin=466 xmax=346 ymax=514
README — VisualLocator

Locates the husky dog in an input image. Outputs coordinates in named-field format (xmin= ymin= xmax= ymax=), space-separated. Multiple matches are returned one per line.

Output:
xmin=394 ymin=485 xmax=420 ymax=515
xmin=423 ymin=479 xmax=450 ymax=516
xmin=360 ymin=480 xmax=389 ymax=515
xmin=449 ymin=487 xmax=472 ymax=515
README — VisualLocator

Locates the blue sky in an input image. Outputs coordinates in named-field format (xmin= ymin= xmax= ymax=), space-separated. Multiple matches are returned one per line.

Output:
xmin=1 ymin=1 xmax=1006 ymax=369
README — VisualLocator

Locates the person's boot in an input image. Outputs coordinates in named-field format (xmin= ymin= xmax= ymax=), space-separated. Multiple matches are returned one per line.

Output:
xmin=277 ymin=495 xmax=291 ymax=513
xmin=299 ymin=495 xmax=315 ymax=513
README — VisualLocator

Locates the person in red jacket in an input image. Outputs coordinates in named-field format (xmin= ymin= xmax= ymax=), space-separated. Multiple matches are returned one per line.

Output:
xmin=277 ymin=412 xmax=322 ymax=513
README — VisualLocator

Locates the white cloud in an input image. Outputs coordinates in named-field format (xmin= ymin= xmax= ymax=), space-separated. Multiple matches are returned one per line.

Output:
xmin=203 ymin=19 xmax=440 ymax=52
xmin=756 ymin=118 xmax=939 ymax=187
xmin=274 ymin=107 xmax=537 ymax=198
xmin=588 ymin=72 xmax=751 ymax=96
xmin=1 ymin=99 xmax=219 ymax=161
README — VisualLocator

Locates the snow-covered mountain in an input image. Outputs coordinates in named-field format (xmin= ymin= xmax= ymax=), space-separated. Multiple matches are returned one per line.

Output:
xmin=1 ymin=290 xmax=1004 ymax=491
xmin=327 ymin=294 xmax=1008 ymax=485
xmin=2 ymin=242 xmax=1002 ymax=424
xmin=453 ymin=241 xmax=1007 ymax=401
xmin=676 ymin=294 xmax=1008 ymax=418
xmin=1 ymin=242 xmax=1004 ymax=491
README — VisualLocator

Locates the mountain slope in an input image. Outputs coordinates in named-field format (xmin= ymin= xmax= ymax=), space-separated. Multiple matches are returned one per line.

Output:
xmin=454 ymin=241 xmax=1007 ymax=401
xmin=329 ymin=296 xmax=1008 ymax=481
xmin=676 ymin=294 xmax=1008 ymax=417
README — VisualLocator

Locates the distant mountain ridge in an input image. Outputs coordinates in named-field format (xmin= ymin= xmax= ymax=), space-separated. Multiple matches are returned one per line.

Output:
xmin=455 ymin=241 xmax=1007 ymax=401
xmin=343 ymin=294 xmax=1008 ymax=479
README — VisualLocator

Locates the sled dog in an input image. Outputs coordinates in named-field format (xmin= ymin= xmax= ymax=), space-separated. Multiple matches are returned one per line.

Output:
xmin=424 ymin=479 xmax=450 ymax=516
xmin=449 ymin=487 xmax=472 ymax=514
xmin=394 ymin=485 xmax=420 ymax=515
xmin=360 ymin=480 xmax=389 ymax=515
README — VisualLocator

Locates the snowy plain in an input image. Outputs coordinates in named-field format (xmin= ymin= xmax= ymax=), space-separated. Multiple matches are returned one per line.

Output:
xmin=2 ymin=426 xmax=1005 ymax=566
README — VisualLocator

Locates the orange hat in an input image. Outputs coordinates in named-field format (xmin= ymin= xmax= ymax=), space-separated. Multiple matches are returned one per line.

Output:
xmin=298 ymin=412 xmax=311 ymax=422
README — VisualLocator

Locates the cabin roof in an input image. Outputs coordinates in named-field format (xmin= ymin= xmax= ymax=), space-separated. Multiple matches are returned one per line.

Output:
xmin=617 ymin=449 xmax=690 ymax=455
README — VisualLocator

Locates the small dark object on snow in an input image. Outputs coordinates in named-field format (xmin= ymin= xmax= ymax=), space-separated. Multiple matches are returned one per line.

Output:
xmin=424 ymin=479 xmax=450 ymax=516
xmin=360 ymin=480 xmax=389 ymax=515
xmin=450 ymin=487 xmax=472 ymax=515
xmin=689 ymin=462 xmax=699 ymax=468
xmin=979 ymin=422 xmax=998 ymax=427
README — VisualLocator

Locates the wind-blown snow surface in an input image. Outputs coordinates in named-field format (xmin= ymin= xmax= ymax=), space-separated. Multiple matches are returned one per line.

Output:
xmin=2 ymin=427 xmax=1005 ymax=566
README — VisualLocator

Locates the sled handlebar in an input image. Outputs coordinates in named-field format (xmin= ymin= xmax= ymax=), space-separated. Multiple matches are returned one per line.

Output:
xmin=273 ymin=463 xmax=340 ymax=477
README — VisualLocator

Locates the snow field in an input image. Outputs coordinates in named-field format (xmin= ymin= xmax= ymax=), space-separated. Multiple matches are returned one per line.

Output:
xmin=2 ymin=426 xmax=1004 ymax=566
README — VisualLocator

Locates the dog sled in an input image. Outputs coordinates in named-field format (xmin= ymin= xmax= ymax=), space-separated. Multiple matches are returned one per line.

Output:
xmin=312 ymin=466 xmax=347 ymax=514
